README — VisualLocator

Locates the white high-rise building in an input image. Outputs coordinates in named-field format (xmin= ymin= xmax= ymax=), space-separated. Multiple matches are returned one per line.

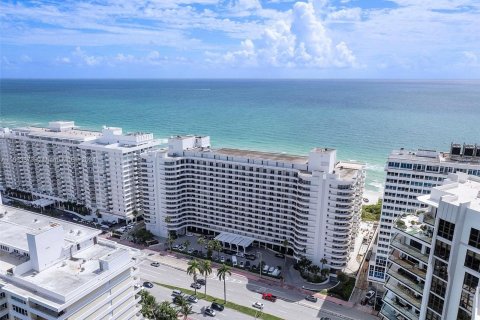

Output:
xmin=0 ymin=121 xmax=161 ymax=221
xmin=141 ymin=135 xmax=365 ymax=269
xmin=0 ymin=196 xmax=142 ymax=320
xmin=369 ymin=145 xmax=480 ymax=284
xmin=380 ymin=173 xmax=480 ymax=320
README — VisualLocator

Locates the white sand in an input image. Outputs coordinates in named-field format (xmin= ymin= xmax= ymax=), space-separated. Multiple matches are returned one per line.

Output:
xmin=363 ymin=189 xmax=382 ymax=204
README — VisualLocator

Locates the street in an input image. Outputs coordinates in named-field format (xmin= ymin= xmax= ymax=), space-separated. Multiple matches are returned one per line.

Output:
xmin=139 ymin=259 xmax=378 ymax=320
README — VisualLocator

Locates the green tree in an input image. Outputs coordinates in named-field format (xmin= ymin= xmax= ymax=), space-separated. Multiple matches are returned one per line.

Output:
xmin=320 ymin=257 xmax=328 ymax=270
xmin=199 ymin=259 xmax=213 ymax=297
xmin=132 ymin=209 xmax=139 ymax=223
xmin=139 ymin=290 xmax=157 ymax=319
xmin=210 ymin=240 xmax=223 ymax=260
xmin=178 ymin=301 xmax=194 ymax=320
xmin=197 ymin=236 xmax=206 ymax=254
xmin=183 ymin=239 xmax=191 ymax=252
xmin=186 ymin=259 xmax=201 ymax=294
xmin=166 ymin=234 xmax=174 ymax=251
xmin=217 ymin=264 xmax=232 ymax=304
xmin=154 ymin=300 xmax=178 ymax=320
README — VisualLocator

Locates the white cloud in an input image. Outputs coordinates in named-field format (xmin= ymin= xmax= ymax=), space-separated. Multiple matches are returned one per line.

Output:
xmin=462 ymin=51 xmax=480 ymax=67
xmin=55 ymin=57 xmax=71 ymax=64
xmin=20 ymin=54 xmax=32 ymax=63
xmin=327 ymin=8 xmax=362 ymax=22
xmin=73 ymin=47 xmax=102 ymax=66
xmin=219 ymin=2 xmax=358 ymax=68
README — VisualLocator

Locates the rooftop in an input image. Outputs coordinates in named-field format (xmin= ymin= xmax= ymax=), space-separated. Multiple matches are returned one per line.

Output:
xmin=13 ymin=126 xmax=100 ymax=141
xmin=0 ymin=206 xmax=100 ymax=252
xmin=418 ymin=173 xmax=480 ymax=211
xmin=214 ymin=148 xmax=308 ymax=163
xmin=390 ymin=148 xmax=480 ymax=165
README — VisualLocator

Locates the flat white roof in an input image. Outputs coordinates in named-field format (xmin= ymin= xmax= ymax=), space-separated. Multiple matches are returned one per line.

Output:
xmin=0 ymin=205 xmax=100 ymax=251
xmin=215 ymin=232 xmax=254 ymax=248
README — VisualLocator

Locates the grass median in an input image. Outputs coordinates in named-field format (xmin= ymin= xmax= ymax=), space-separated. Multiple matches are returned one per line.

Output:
xmin=155 ymin=282 xmax=283 ymax=320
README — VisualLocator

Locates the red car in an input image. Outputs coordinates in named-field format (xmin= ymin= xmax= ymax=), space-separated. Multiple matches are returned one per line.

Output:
xmin=262 ymin=293 xmax=277 ymax=302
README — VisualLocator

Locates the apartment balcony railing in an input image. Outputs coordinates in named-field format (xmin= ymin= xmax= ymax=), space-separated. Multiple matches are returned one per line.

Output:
xmin=383 ymin=295 xmax=419 ymax=320
xmin=389 ymin=256 xmax=426 ymax=279
xmin=386 ymin=267 xmax=424 ymax=294
xmin=380 ymin=304 xmax=402 ymax=320
xmin=390 ymin=236 xmax=429 ymax=264
xmin=384 ymin=278 xmax=422 ymax=309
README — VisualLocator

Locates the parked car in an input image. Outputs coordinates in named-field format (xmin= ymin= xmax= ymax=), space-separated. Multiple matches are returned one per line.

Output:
xmin=366 ymin=290 xmax=376 ymax=299
xmin=267 ymin=266 xmax=275 ymax=274
xmin=262 ymin=293 xmax=277 ymax=302
xmin=196 ymin=279 xmax=206 ymax=285
xmin=150 ymin=262 xmax=160 ymax=267
xmin=220 ymin=256 xmax=225 ymax=263
xmin=187 ymin=249 xmax=194 ymax=254
xmin=172 ymin=290 xmax=183 ymax=297
xmin=275 ymin=253 xmax=285 ymax=258
xmin=360 ymin=297 xmax=368 ymax=305
xmin=305 ymin=295 xmax=318 ymax=302
xmin=173 ymin=244 xmax=179 ymax=250
xmin=187 ymin=295 xmax=198 ymax=303
xmin=178 ymin=246 xmax=185 ymax=251
xmin=143 ymin=282 xmax=153 ymax=288
xmin=211 ymin=302 xmax=224 ymax=311
xmin=204 ymin=307 xmax=216 ymax=317
xmin=252 ymin=302 xmax=264 ymax=309
xmin=239 ymin=261 xmax=244 ymax=268
xmin=263 ymin=265 xmax=270 ymax=273
xmin=245 ymin=254 xmax=256 ymax=260
xmin=236 ymin=252 xmax=245 ymax=257
xmin=193 ymin=249 xmax=199 ymax=255
xmin=190 ymin=283 xmax=202 ymax=289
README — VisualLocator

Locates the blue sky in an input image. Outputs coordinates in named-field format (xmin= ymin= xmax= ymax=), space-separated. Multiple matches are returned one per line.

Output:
xmin=1 ymin=0 xmax=479 ymax=78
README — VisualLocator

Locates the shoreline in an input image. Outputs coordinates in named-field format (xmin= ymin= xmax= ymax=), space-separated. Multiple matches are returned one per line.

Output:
xmin=363 ymin=189 xmax=382 ymax=204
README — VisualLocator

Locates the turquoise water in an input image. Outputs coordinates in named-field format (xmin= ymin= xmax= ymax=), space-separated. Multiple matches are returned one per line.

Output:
xmin=1 ymin=79 xmax=479 ymax=192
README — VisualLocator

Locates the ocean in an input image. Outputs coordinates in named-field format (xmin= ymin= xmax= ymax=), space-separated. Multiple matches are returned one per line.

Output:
xmin=1 ymin=79 xmax=479 ymax=193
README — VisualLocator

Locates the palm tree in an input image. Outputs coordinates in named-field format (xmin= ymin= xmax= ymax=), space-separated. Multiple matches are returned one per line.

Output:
xmin=184 ymin=239 xmax=191 ymax=253
xmin=132 ymin=209 xmax=139 ymax=223
xmin=320 ymin=257 xmax=328 ymax=270
xmin=139 ymin=290 xmax=157 ymax=319
xmin=154 ymin=300 xmax=178 ymax=320
xmin=186 ymin=259 xmax=200 ymax=294
xmin=217 ymin=264 xmax=232 ymax=304
xmin=281 ymin=239 xmax=289 ymax=284
xmin=211 ymin=240 xmax=222 ymax=260
xmin=197 ymin=236 xmax=206 ymax=254
xmin=199 ymin=259 xmax=213 ymax=297
xmin=166 ymin=234 xmax=174 ymax=251
xmin=178 ymin=301 xmax=194 ymax=320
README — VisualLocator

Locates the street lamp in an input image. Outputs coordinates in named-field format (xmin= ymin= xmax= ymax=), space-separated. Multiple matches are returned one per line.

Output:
xmin=256 ymin=251 xmax=263 ymax=278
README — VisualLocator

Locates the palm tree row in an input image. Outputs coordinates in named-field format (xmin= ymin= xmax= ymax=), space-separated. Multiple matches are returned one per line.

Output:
xmin=186 ymin=258 xmax=231 ymax=304
xmin=139 ymin=290 xmax=179 ymax=320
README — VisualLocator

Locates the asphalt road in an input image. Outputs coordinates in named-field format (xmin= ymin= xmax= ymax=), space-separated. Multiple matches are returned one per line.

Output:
xmin=145 ymin=283 xmax=253 ymax=320
xmin=139 ymin=260 xmax=378 ymax=320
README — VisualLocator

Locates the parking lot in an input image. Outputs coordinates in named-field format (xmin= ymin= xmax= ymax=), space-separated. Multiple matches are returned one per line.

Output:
xmin=171 ymin=233 xmax=289 ymax=278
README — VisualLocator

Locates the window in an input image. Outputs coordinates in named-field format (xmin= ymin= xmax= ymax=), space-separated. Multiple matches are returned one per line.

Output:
xmin=430 ymin=277 xmax=447 ymax=297
xmin=457 ymin=309 xmax=471 ymax=320
xmin=465 ymin=250 xmax=480 ymax=273
xmin=12 ymin=305 xmax=28 ymax=316
xmin=463 ymin=272 xmax=479 ymax=294
xmin=437 ymin=219 xmax=455 ymax=241
xmin=433 ymin=258 xmax=448 ymax=281
xmin=434 ymin=240 xmax=451 ymax=261
xmin=460 ymin=291 xmax=473 ymax=312
xmin=428 ymin=293 xmax=444 ymax=314
xmin=425 ymin=309 xmax=441 ymax=320
xmin=469 ymin=228 xmax=480 ymax=249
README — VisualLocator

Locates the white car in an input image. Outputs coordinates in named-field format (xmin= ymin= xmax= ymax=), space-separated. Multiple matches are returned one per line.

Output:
xmin=236 ymin=252 xmax=245 ymax=257
xmin=220 ymin=256 xmax=225 ymax=263
xmin=366 ymin=290 xmax=376 ymax=299
xmin=186 ymin=232 xmax=194 ymax=237
xmin=252 ymin=302 xmax=264 ymax=309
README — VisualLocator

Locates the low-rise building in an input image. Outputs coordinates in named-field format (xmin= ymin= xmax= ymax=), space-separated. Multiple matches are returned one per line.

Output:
xmin=0 ymin=195 xmax=142 ymax=320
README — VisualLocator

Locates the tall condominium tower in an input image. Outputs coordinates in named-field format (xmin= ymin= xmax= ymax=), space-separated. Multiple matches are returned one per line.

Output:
xmin=0 ymin=196 xmax=142 ymax=320
xmin=380 ymin=173 xmax=480 ymax=320
xmin=141 ymin=136 xmax=365 ymax=270
xmin=368 ymin=145 xmax=480 ymax=284
xmin=0 ymin=121 xmax=161 ymax=221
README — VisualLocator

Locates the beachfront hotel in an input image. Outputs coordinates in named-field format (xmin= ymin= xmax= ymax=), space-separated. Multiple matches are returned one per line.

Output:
xmin=141 ymin=135 xmax=365 ymax=269
xmin=0 ymin=195 xmax=142 ymax=320
xmin=0 ymin=121 xmax=161 ymax=222
xmin=379 ymin=173 xmax=480 ymax=320
xmin=368 ymin=145 xmax=480 ymax=284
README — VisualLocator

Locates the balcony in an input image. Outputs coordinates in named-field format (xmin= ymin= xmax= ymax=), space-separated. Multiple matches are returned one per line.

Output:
xmin=380 ymin=304 xmax=402 ymax=320
xmin=383 ymin=294 xmax=420 ymax=320
xmin=386 ymin=267 xmax=424 ymax=294
xmin=394 ymin=214 xmax=433 ymax=245
xmin=385 ymin=278 xmax=422 ymax=309
xmin=389 ymin=255 xmax=426 ymax=279
xmin=390 ymin=236 xmax=428 ymax=264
